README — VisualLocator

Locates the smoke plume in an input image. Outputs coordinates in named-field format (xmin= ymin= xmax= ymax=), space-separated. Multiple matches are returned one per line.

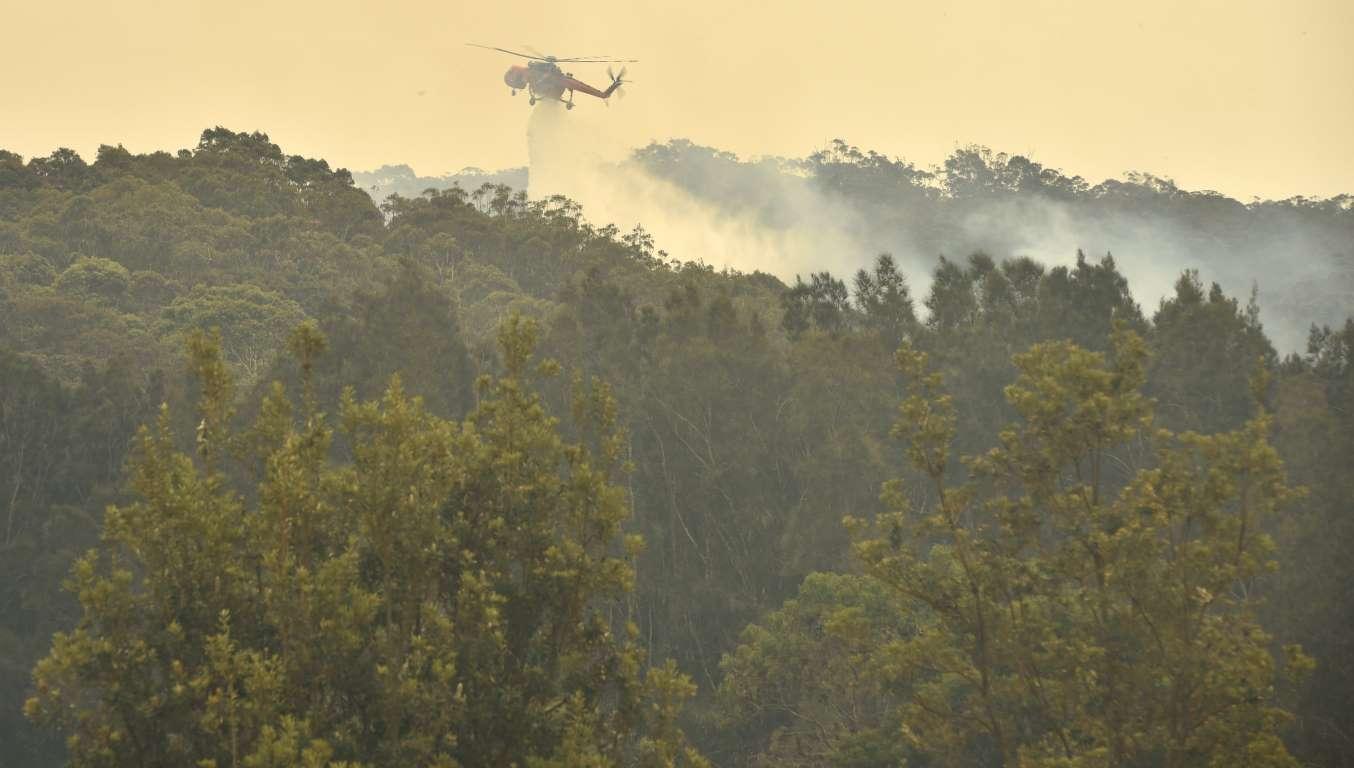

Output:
xmin=519 ymin=104 xmax=1350 ymax=351
xmin=526 ymin=102 xmax=876 ymax=281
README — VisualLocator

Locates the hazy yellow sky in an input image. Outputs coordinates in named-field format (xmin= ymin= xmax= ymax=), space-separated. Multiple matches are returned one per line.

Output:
xmin=3 ymin=0 xmax=1351 ymax=200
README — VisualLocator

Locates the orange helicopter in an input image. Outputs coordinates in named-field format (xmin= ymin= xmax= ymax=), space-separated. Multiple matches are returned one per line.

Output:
xmin=468 ymin=44 xmax=634 ymax=110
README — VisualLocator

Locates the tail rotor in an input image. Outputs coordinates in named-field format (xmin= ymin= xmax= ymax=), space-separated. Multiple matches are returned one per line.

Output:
xmin=606 ymin=66 xmax=629 ymax=102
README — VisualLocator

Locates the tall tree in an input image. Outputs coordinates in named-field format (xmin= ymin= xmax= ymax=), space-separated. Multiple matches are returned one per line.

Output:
xmin=853 ymin=253 xmax=918 ymax=350
xmin=1149 ymin=270 xmax=1275 ymax=433
xmin=719 ymin=572 xmax=912 ymax=768
xmin=26 ymin=318 xmax=705 ymax=767
xmin=843 ymin=327 xmax=1305 ymax=767
xmin=1271 ymin=320 xmax=1354 ymax=766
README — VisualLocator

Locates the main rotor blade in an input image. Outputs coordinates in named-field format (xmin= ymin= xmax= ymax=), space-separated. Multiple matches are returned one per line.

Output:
xmin=551 ymin=57 xmax=638 ymax=63
xmin=465 ymin=43 xmax=552 ymax=62
xmin=466 ymin=43 xmax=636 ymax=64
xmin=545 ymin=52 xmax=620 ymax=60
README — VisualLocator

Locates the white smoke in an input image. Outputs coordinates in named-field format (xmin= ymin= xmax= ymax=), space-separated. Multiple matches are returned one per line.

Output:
xmin=520 ymin=102 xmax=1347 ymax=351
xmin=526 ymin=101 xmax=875 ymax=281
xmin=958 ymin=195 xmax=1200 ymax=317
xmin=956 ymin=194 xmax=1348 ymax=350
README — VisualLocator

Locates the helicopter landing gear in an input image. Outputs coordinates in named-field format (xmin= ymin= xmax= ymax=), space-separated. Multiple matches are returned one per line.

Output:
xmin=510 ymin=89 xmax=517 ymax=96
xmin=529 ymin=96 xmax=536 ymax=105
xmin=566 ymin=101 xmax=574 ymax=110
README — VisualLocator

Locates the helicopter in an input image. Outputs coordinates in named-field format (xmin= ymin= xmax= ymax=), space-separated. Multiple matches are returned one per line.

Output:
xmin=467 ymin=43 xmax=635 ymax=110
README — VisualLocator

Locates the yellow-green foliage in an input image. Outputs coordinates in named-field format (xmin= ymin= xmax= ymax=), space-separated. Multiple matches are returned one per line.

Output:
xmin=25 ymin=317 xmax=704 ymax=767
xmin=843 ymin=326 xmax=1304 ymax=768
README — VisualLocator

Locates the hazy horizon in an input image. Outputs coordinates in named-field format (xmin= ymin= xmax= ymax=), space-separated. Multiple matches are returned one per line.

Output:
xmin=4 ymin=0 xmax=1352 ymax=202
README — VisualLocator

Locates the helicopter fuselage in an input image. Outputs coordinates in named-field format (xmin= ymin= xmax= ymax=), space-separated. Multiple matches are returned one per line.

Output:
xmin=503 ymin=61 xmax=618 ymax=104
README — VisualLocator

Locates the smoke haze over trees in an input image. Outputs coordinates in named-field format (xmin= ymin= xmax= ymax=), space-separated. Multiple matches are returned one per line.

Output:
xmin=353 ymin=164 xmax=528 ymax=207
xmin=358 ymin=128 xmax=1352 ymax=352
xmin=2 ymin=128 xmax=1352 ymax=767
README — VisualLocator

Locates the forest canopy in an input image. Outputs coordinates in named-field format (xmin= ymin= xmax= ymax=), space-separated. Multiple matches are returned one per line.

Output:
xmin=2 ymin=129 xmax=1351 ymax=767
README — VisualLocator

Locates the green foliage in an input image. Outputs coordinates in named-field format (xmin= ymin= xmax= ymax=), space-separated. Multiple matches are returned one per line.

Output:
xmin=781 ymin=272 xmax=851 ymax=339
xmin=1268 ymin=320 xmax=1354 ymax=765
xmin=129 ymin=269 xmax=180 ymax=308
xmin=0 ymin=351 xmax=160 ymax=766
xmin=54 ymin=256 xmax=131 ymax=303
xmin=0 ymin=286 xmax=169 ymax=384
xmin=0 ymin=252 xmax=57 ymax=287
xmin=300 ymin=260 xmax=473 ymax=419
xmin=853 ymin=254 xmax=917 ymax=349
xmin=842 ymin=328 xmax=1302 ymax=767
xmin=2 ymin=127 xmax=1351 ymax=767
xmin=24 ymin=320 xmax=704 ymax=767
xmin=1150 ymin=270 xmax=1276 ymax=432
xmin=26 ymin=148 xmax=94 ymax=192
xmin=719 ymin=572 xmax=912 ymax=767
xmin=906 ymin=250 xmax=1146 ymax=461
xmin=158 ymin=284 xmax=308 ymax=384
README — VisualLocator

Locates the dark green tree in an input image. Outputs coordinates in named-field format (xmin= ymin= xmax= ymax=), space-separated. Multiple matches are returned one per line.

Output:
xmin=853 ymin=253 xmax=917 ymax=349
xmin=1149 ymin=270 xmax=1275 ymax=432
xmin=26 ymin=319 xmax=706 ymax=767
xmin=846 ymin=328 xmax=1305 ymax=767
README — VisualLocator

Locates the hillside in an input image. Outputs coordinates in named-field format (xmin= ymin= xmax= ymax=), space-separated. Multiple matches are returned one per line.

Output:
xmin=352 ymin=163 xmax=528 ymax=205
xmin=355 ymin=137 xmax=1354 ymax=350
xmin=2 ymin=128 xmax=1352 ymax=767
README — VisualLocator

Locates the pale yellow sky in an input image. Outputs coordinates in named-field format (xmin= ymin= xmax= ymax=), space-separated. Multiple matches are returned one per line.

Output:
xmin=3 ymin=0 xmax=1351 ymax=200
